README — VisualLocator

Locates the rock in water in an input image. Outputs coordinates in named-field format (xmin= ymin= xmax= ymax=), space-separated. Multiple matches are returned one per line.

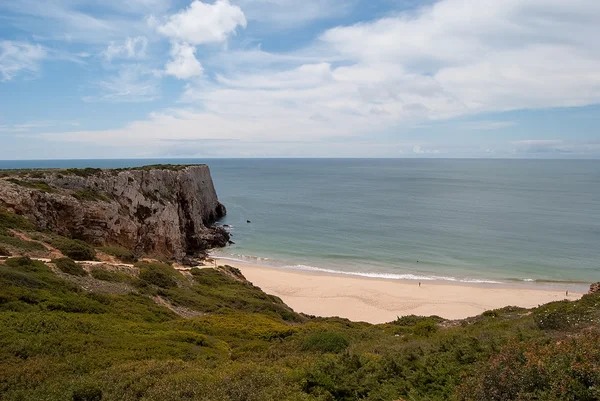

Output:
xmin=0 ymin=165 xmax=229 ymax=261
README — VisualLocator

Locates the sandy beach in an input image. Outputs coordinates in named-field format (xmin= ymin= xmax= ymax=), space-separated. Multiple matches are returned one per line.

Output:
xmin=214 ymin=258 xmax=585 ymax=324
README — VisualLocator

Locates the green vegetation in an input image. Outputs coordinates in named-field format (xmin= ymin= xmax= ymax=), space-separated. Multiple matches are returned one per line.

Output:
xmin=99 ymin=245 xmax=137 ymax=263
xmin=0 ymin=210 xmax=34 ymax=232
xmin=90 ymin=267 xmax=131 ymax=283
xmin=0 ymin=250 xmax=598 ymax=400
xmin=72 ymin=189 xmax=111 ymax=202
xmin=54 ymin=258 xmax=87 ymax=276
xmin=50 ymin=238 xmax=96 ymax=261
xmin=5 ymin=178 xmax=55 ymax=193
xmin=63 ymin=168 xmax=103 ymax=177
xmin=137 ymin=261 xmax=181 ymax=288
xmin=0 ymin=234 xmax=47 ymax=252
xmin=301 ymin=332 xmax=349 ymax=353
xmin=114 ymin=164 xmax=200 ymax=173
xmin=0 ymin=245 xmax=10 ymax=256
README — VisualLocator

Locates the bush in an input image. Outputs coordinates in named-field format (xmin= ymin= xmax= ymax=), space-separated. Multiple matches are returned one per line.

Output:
xmin=5 ymin=257 xmax=50 ymax=273
xmin=0 ymin=245 xmax=10 ymax=256
xmin=6 ymin=178 xmax=55 ymax=193
xmin=72 ymin=190 xmax=111 ymax=202
xmin=456 ymin=330 xmax=600 ymax=401
xmin=137 ymin=262 xmax=179 ymax=288
xmin=0 ymin=209 xmax=34 ymax=231
xmin=534 ymin=300 xmax=588 ymax=331
xmin=91 ymin=268 xmax=128 ymax=283
xmin=52 ymin=238 xmax=96 ymax=261
xmin=301 ymin=332 xmax=349 ymax=353
xmin=412 ymin=320 xmax=438 ymax=337
xmin=72 ymin=385 xmax=102 ymax=401
xmin=0 ymin=234 xmax=47 ymax=252
xmin=54 ymin=258 xmax=87 ymax=276
xmin=64 ymin=168 xmax=103 ymax=177
xmin=98 ymin=245 xmax=137 ymax=263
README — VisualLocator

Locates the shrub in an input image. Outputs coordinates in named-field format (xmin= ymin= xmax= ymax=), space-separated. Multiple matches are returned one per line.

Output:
xmin=0 ymin=209 xmax=34 ymax=231
xmin=412 ymin=320 xmax=438 ymax=337
xmin=5 ymin=257 xmax=50 ymax=273
xmin=534 ymin=300 xmax=588 ymax=331
xmin=54 ymin=258 xmax=87 ymax=276
xmin=72 ymin=190 xmax=111 ymax=202
xmin=0 ymin=245 xmax=10 ymax=256
xmin=98 ymin=245 xmax=137 ymax=263
xmin=6 ymin=178 xmax=55 ymax=193
xmin=0 ymin=234 xmax=47 ymax=252
xmin=137 ymin=262 xmax=179 ymax=288
xmin=64 ymin=168 xmax=103 ymax=177
xmin=301 ymin=332 xmax=349 ymax=353
xmin=91 ymin=268 xmax=128 ymax=283
xmin=72 ymin=385 xmax=102 ymax=401
xmin=456 ymin=330 xmax=600 ymax=401
xmin=52 ymin=238 xmax=96 ymax=261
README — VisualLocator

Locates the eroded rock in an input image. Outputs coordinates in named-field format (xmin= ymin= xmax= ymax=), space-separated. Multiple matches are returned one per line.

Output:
xmin=0 ymin=165 xmax=229 ymax=261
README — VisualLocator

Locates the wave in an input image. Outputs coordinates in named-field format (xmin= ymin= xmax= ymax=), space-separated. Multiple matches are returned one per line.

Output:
xmin=211 ymin=251 xmax=503 ymax=284
xmin=283 ymin=264 xmax=503 ymax=284
xmin=212 ymin=252 xmax=589 ymax=286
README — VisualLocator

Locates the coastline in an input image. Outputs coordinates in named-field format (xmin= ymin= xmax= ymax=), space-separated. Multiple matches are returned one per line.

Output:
xmin=213 ymin=257 xmax=585 ymax=324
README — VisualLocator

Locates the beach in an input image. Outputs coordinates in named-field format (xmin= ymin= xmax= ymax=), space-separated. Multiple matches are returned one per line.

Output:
xmin=214 ymin=257 xmax=585 ymax=324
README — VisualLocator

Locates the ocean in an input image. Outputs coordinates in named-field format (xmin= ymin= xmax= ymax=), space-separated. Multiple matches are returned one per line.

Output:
xmin=1 ymin=159 xmax=599 ymax=289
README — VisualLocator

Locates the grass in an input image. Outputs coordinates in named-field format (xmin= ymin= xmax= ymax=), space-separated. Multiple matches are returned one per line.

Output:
xmin=0 ymin=251 xmax=599 ymax=401
xmin=90 ymin=268 xmax=131 ymax=283
xmin=54 ymin=258 xmax=87 ymax=276
xmin=72 ymin=189 xmax=111 ymax=202
xmin=50 ymin=238 xmax=96 ymax=261
xmin=0 ymin=210 xmax=34 ymax=231
xmin=301 ymin=332 xmax=349 ymax=353
xmin=63 ymin=168 xmax=103 ymax=177
xmin=99 ymin=245 xmax=137 ymax=263
xmin=114 ymin=164 xmax=202 ymax=173
xmin=5 ymin=178 xmax=55 ymax=193
xmin=137 ymin=261 xmax=181 ymax=288
xmin=0 ymin=235 xmax=47 ymax=252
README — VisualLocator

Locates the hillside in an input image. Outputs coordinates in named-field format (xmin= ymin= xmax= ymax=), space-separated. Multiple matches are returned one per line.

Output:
xmin=1 ymin=206 xmax=599 ymax=401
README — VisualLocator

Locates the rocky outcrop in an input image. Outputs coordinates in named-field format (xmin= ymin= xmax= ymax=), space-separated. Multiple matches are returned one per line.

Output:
xmin=589 ymin=283 xmax=600 ymax=295
xmin=0 ymin=165 xmax=229 ymax=261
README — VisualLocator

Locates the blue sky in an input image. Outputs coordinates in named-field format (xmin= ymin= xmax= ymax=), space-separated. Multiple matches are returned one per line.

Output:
xmin=1 ymin=0 xmax=599 ymax=159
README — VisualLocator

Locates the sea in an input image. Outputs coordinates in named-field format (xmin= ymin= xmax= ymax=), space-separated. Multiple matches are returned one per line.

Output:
xmin=1 ymin=158 xmax=598 ymax=290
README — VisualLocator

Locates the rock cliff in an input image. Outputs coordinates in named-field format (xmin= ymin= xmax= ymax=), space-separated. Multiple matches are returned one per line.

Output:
xmin=0 ymin=165 xmax=229 ymax=261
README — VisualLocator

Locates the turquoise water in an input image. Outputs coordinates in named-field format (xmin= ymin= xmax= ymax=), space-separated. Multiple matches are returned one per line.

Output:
xmin=1 ymin=159 xmax=599 ymax=286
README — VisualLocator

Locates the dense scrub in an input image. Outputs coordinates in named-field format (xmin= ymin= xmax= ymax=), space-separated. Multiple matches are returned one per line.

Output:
xmin=99 ymin=245 xmax=137 ymax=263
xmin=1 ymin=252 xmax=598 ymax=401
xmin=50 ymin=238 xmax=96 ymax=261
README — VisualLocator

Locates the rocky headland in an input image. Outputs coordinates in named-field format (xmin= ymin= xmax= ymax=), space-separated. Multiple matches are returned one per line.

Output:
xmin=0 ymin=165 xmax=229 ymax=262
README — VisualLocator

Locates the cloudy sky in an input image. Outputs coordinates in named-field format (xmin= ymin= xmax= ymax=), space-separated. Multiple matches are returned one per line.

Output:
xmin=1 ymin=0 xmax=599 ymax=159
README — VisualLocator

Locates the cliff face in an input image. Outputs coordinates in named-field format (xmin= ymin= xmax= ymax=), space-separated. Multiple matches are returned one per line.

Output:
xmin=0 ymin=165 xmax=229 ymax=261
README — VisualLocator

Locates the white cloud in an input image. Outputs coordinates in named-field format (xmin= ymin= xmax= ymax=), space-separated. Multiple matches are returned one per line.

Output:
xmin=413 ymin=145 xmax=440 ymax=154
xmin=157 ymin=0 xmax=247 ymax=45
xmin=103 ymin=36 xmax=148 ymax=60
xmin=83 ymin=65 xmax=160 ymax=102
xmin=25 ymin=0 xmax=600 ymax=158
xmin=512 ymin=140 xmax=567 ymax=153
xmin=165 ymin=43 xmax=204 ymax=79
xmin=0 ymin=41 xmax=47 ymax=81
xmin=231 ymin=0 xmax=351 ymax=26
xmin=460 ymin=121 xmax=516 ymax=131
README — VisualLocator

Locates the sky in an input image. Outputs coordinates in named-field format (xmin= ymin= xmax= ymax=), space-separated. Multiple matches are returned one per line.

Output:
xmin=0 ymin=0 xmax=599 ymax=159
